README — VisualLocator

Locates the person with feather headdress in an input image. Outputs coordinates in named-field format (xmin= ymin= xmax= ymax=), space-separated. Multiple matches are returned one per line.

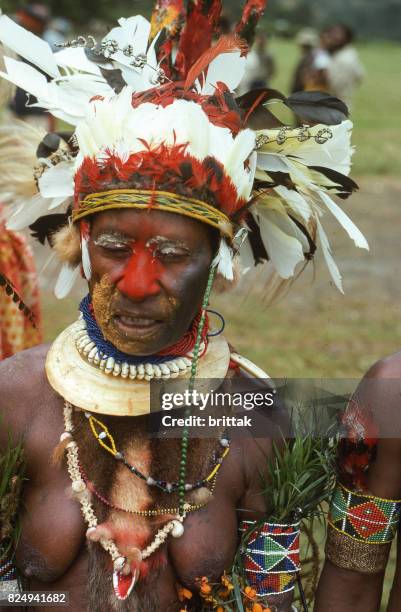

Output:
xmin=0 ymin=1 xmax=368 ymax=609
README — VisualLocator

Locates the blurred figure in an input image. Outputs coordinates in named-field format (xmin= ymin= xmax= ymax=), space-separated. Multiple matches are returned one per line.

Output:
xmin=0 ymin=47 xmax=42 ymax=360
xmin=291 ymin=28 xmax=330 ymax=93
xmin=10 ymin=4 xmax=53 ymax=131
xmin=43 ymin=17 xmax=72 ymax=52
xmin=15 ymin=3 xmax=49 ymax=35
xmin=0 ymin=207 xmax=42 ymax=360
xmin=322 ymin=24 xmax=364 ymax=109
xmin=238 ymin=33 xmax=276 ymax=94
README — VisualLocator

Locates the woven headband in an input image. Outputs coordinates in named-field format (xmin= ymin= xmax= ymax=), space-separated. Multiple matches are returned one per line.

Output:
xmin=73 ymin=189 xmax=234 ymax=240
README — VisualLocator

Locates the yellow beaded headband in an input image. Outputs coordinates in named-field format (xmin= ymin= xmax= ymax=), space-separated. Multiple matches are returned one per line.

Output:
xmin=73 ymin=189 xmax=234 ymax=240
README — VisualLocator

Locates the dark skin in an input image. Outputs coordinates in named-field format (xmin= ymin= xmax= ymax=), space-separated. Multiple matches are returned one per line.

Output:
xmin=0 ymin=209 xmax=291 ymax=611
xmin=315 ymin=351 xmax=401 ymax=611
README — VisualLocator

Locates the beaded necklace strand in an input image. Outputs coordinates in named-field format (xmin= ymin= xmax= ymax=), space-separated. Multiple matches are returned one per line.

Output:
xmin=178 ymin=265 xmax=217 ymax=516
xmin=79 ymin=461 xmax=218 ymax=516
xmin=88 ymin=413 xmax=230 ymax=494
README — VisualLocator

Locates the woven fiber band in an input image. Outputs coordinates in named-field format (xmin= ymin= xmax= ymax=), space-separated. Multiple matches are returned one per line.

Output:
xmin=73 ymin=189 xmax=234 ymax=239
xmin=326 ymin=524 xmax=391 ymax=574
xmin=328 ymin=483 xmax=401 ymax=545
xmin=240 ymin=520 xmax=300 ymax=596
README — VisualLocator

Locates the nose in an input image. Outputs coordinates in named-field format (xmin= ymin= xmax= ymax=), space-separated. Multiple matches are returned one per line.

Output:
xmin=117 ymin=247 xmax=162 ymax=301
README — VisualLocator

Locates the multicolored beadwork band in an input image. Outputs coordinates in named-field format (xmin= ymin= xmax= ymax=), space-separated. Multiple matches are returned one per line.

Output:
xmin=328 ymin=482 xmax=401 ymax=544
xmin=73 ymin=189 xmax=234 ymax=239
xmin=0 ymin=556 xmax=17 ymax=582
xmin=240 ymin=520 xmax=300 ymax=596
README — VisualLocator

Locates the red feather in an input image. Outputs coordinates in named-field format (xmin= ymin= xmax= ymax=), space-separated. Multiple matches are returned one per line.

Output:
xmin=175 ymin=0 xmax=222 ymax=78
xmin=74 ymin=143 xmax=246 ymax=217
xmin=149 ymin=0 xmax=186 ymax=76
xmin=236 ymin=0 xmax=267 ymax=45
xmin=184 ymin=33 xmax=248 ymax=90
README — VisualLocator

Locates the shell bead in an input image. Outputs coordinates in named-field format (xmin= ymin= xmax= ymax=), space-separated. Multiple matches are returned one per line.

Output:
xmin=72 ymin=480 xmax=86 ymax=493
xmin=171 ymin=520 xmax=185 ymax=538
xmin=105 ymin=357 xmax=115 ymax=374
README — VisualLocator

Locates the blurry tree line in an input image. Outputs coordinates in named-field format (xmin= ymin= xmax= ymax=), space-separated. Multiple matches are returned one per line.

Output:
xmin=3 ymin=0 xmax=401 ymax=39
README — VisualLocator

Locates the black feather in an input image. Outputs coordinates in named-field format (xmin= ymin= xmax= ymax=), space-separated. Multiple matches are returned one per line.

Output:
xmin=99 ymin=67 xmax=125 ymax=94
xmin=309 ymin=166 xmax=358 ymax=199
xmin=236 ymin=88 xmax=284 ymax=128
xmin=29 ymin=213 xmax=70 ymax=246
xmin=284 ymin=91 xmax=349 ymax=126
xmin=36 ymin=132 xmax=61 ymax=158
xmin=287 ymin=214 xmax=316 ymax=259
xmin=245 ymin=212 xmax=269 ymax=265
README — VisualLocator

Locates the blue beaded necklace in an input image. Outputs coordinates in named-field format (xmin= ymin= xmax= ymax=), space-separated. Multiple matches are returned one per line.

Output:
xmin=79 ymin=295 xmax=174 ymax=365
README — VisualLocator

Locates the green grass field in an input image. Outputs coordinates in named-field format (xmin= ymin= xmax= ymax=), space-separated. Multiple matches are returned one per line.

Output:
xmin=37 ymin=38 xmax=401 ymax=610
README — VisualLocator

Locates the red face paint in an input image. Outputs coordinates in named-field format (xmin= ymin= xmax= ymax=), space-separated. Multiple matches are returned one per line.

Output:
xmin=117 ymin=240 xmax=163 ymax=300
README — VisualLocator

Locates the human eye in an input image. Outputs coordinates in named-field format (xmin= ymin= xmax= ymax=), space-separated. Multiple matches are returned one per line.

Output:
xmin=94 ymin=234 xmax=132 ymax=256
xmin=154 ymin=242 xmax=190 ymax=262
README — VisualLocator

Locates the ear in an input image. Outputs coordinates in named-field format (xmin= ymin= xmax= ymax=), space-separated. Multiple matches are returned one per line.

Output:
xmin=52 ymin=223 xmax=81 ymax=267
xmin=213 ymin=258 xmax=241 ymax=294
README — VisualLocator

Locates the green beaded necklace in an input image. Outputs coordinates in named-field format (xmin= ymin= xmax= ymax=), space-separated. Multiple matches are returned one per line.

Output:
xmin=178 ymin=264 xmax=217 ymax=515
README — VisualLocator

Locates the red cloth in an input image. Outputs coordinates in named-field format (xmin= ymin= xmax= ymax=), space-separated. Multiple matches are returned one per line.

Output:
xmin=0 ymin=213 xmax=42 ymax=359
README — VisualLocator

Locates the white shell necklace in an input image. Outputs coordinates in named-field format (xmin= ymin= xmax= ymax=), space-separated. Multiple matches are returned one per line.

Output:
xmin=73 ymin=316 xmax=206 ymax=381
xmin=62 ymin=401 xmax=189 ymax=600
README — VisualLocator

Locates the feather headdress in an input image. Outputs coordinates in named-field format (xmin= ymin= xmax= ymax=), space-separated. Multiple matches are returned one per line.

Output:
xmin=0 ymin=0 xmax=368 ymax=297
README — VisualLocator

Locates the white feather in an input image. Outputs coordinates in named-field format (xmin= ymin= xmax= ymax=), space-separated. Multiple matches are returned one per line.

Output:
xmin=107 ymin=16 xmax=151 ymax=68
xmin=38 ymin=162 xmax=74 ymax=199
xmin=213 ymin=239 xmax=234 ymax=281
xmin=274 ymin=186 xmax=312 ymax=222
xmin=1 ymin=57 xmax=49 ymax=100
xmin=81 ymin=235 xmax=92 ymax=281
xmin=202 ymin=52 xmax=247 ymax=95
xmin=318 ymin=191 xmax=369 ymax=250
xmin=6 ymin=193 xmax=51 ymax=230
xmin=54 ymin=47 xmax=102 ymax=75
xmin=238 ymin=233 xmax=255 ymax=275
xmin=265 ymin=208 xmax=310 ymax=253
xmin=254 ymin=209 xmax=304 ymax=279
xmin=257 ymin=152 xmax=291 ymax=173
xmin=49 ymin=196 xmax=70 ymax=210
xmin=316 ymin=218 xmax=344 ymax=293
xmin=55 ymin=264 xmax=81 ymax=299
xmin=0 ymin=14 xmax=60 ymax=78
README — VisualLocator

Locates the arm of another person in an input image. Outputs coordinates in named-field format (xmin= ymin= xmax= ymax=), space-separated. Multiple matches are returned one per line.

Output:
xmin=315 ymin=353 xmax=401 ymax=611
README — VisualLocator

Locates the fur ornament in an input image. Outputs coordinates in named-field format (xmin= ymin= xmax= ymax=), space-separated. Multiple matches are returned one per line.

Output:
xmin=52 ymin=223 xmax=81 ymax=267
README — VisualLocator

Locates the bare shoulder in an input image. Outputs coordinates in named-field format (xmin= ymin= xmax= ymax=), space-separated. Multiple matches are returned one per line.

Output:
xmin=0 ymin=343 xmax=55 ymax=440
xmin=364 ymin=349 xmax=401 ymax=379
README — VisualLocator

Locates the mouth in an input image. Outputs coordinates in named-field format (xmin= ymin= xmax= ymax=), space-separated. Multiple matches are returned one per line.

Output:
xmin=113 ymin=313 xmax=164 ymax=338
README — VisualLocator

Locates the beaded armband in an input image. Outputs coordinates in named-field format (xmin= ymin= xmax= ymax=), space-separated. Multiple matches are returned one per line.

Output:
xmin=240 ymin=521 xmax=300 ymax=597
xmin=0 ymin=555 xmax=17 ymax=582
xmin=326 ymin=482 xmax=401 ymax=573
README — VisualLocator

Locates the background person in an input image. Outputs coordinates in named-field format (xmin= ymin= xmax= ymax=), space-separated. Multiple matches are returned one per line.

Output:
xmin=322 ymin=23 xmax=365 ymax=108
xmin=291 ymin=27 xmax=330 ymax=93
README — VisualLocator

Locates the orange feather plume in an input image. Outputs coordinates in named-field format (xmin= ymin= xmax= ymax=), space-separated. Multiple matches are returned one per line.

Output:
xmin=184 ymin=33 xmax=248 ymax=90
